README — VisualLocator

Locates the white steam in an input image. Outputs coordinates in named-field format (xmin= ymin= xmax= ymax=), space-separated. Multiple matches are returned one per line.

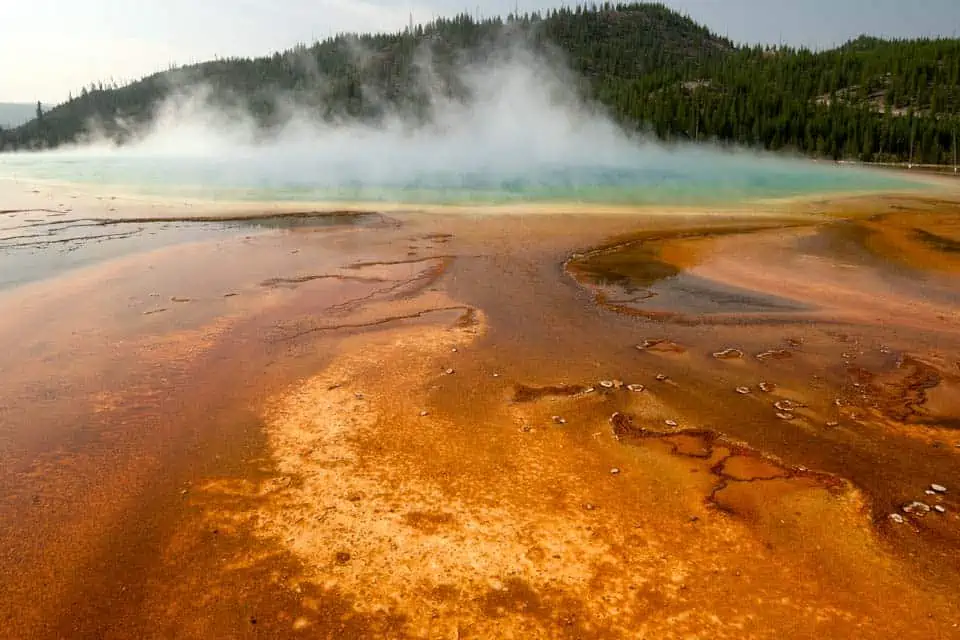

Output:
xmin=3 ymin=41 xmax=907 ymax=201
xmin=72 ymin=46 xmax=644 ymax=185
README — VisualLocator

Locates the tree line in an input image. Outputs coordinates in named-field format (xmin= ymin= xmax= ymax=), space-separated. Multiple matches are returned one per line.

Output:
xmin=3 ymin=2 xmax=959 ymax=164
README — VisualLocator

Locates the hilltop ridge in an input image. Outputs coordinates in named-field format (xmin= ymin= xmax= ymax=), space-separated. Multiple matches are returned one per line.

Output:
xmin=3 ymin=2 xmax=959 ymax=163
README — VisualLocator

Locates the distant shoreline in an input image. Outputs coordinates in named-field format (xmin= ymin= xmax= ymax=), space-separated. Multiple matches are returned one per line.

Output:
xmin=839 ymin=160 xmax=960 ymax=176
xmin=0 ymin=175 xmax=942 ymax=222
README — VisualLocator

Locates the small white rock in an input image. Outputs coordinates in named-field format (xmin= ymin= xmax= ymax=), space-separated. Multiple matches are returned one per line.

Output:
xmin=934 ymin=505 xmax=947 ymax=514
xmin=599 ymin=380 xmax=615 ymax=389
xmin=776 ymin=412 xmax=795 ymax=421
xmin=735 ymin=386 xmax=751 ymax=395
xmin=419 ymin=411 xmax=430 ymax=417
xmin=655 ymin=374 xmax=668 ymax=382
xmin=712 ymin=348 xmax=744 ymax=360
xmin=888 ymin=513 xmax=905 ymax=524
xmin=610 ymin=468 xmax=621 ymax=475
xmin=552 ymin=416 xmax=567 ymax=425
xmin=665 ymin=420 xmax=678 ymax=427
xmin=445 ymin=368 xmax=455 ymax=375
xmin=931 ymin=484 xmax=948 ymax=493
xmin=925 ymin=490 xmax=936 ymax=496
xmin=627 ymin=384 xmax=645 ymax=392
xmin=902 ymin=501 xmax=931 ymax=515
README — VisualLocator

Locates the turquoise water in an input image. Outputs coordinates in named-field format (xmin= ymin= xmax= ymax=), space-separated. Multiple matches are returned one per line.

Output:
xmin=0 ymin=142 xmax=926 ymax=292
xmin=0 ymin=147 xmax=918 ymax=205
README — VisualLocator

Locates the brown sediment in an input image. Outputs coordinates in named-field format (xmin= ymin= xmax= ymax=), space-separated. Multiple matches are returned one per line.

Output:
xmin=454 ymin=306 xmax=479 ymax=328
xmin=420 ymin=232 xmax=454 ymax=243
xmin=0 ymin=208 xmax=67 ymax=215
xmin=845 ymin=204 xmax=960 ymax=273
xmin=92 ymin=210 xmax=385 ymax=225
xmin=2 ymin=193 xmax=960 ymax=638
xmin=718 ymin=455 xmax=791 ymax=481
xmin=755 ymin=349 xmax=793 ymax=361
xmin=0 ymin=228 xmax=143 ymax=247
xmin=859 ymin=355 xmax=960 ymax=433
xmin=346 ymin=255 xmax=456 ymax=269
xmin=512 ymin=384 xmax=590 ymax=402
xmin=875 ymin=356 xmax=943 ymax=422
xmin=265 ymin=259 xmax=458 ymax=342
xmin=271 ymin=305 xmax=475 ymax=341
xmin=259 ymin=274 xmax=387 ymax=287
xmin=913 ymin=227 xmax=960 ymax=253
xmin=636 ymin=338 xmax=687 ymax=353
xmin=609 ymin=411 xmax=844 ymax=518
xmin=402 ymin=511 xmax=457 ymax=533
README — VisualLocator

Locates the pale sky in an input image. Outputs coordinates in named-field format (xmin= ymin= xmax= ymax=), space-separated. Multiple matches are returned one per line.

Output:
xmin=2 ymin=0 xmax=958 ymax=103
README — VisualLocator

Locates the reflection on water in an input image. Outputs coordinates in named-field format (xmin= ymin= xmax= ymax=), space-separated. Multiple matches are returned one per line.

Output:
xmin=0 ymin=209 xmax=380 ymax=290
xmin=568 ymin=229 xmax=810 ymax=317
xmin=628 ymin=273 xmax=809 ymax=314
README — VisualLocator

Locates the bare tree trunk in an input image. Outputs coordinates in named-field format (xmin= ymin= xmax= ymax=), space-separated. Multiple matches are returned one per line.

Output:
xmin=954 ymin=123 xmax=958 ymax=174
xmin=909 ymin=125 xmax=916 ymax=168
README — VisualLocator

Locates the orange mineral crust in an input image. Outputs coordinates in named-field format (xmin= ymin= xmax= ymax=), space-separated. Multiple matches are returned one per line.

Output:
xmin=0 ymin=196 xmax=959 ymax=638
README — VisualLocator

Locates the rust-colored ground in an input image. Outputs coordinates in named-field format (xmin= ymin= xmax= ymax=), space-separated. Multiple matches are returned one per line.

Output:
xmin=1 ymin=189 xmax=960 ymax=638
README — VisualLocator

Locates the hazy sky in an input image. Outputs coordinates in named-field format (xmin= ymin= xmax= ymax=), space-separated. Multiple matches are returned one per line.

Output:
xmin=2 ymin=0 xmax=958 ymax=103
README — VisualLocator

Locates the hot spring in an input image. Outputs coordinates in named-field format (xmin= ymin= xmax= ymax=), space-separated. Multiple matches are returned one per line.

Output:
xmin=0 ymin=53 xmax=922 ymax=207
xmin=0 ymin=147 xmax=918 ymax=205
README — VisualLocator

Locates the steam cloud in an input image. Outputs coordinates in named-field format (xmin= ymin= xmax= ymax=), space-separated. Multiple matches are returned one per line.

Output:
xmin=3 ymin=40 xmax=906 ymax=202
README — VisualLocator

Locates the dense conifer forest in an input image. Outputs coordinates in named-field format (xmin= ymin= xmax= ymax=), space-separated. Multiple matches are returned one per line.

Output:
xmin=3 ymin=2 xmax=959 ymax=164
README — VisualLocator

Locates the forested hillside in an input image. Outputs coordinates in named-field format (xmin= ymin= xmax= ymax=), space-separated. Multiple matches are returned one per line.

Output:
xmin=3 ymin=2 xmax=959 ymax=163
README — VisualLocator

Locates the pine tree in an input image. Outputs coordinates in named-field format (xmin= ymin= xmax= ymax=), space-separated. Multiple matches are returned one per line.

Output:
xmin=3 ymin=2 xmax=959 ymax=162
